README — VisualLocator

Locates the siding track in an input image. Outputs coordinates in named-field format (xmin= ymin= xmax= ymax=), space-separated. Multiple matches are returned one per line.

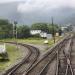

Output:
xmin=3 ymin=42 xmax=40 ymax=75
xmin=24 ymin=35 xmax=71 ymax=75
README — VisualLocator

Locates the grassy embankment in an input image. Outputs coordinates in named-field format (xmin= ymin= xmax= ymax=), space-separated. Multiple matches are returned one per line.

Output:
xmin=0 ymin=44 xmax=21 ymax=71
xmin=0 ymin=36 xmax=63 ymax=71
xmin=18 ymin=36 xmax=63 ymax=45
xmin=1 ymin=36 xmax=63 ymax=46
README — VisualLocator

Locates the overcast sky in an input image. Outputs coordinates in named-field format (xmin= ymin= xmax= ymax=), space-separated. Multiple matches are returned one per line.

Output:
xmin=17 ymin=0 xmax=75 ymax=13
xmin=0 ymin=0 xmax=22 ymax=3
xmin=0 ymin=0 xmax=75 ymax=7
xmin=1 ymin=0 xmax=75 ymax=12
xmin=0 ymin=0 xmax=75 ymax=25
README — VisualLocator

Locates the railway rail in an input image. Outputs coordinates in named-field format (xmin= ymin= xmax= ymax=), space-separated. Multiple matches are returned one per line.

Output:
xmin=56 ymin=35 xmax=74 ymax=75
xmin=2 ymin=34 xmax=74 ymax=75
xmin=70 ymin=35 xmax=75 ymax=75
xmin=24 ymin=35 xmax=71 ymax=75
xmin=3 ymin=42 xmax=40 ymax=75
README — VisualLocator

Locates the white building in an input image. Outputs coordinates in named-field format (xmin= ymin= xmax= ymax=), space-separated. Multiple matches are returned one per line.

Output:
xmin=47 ymin=34 xmax=52 ymax=39
xmin=40 ymin=32 xmax=47 ymax=38
xmin=71 ymin=25 xmax=75 ymax=32
xmin=30 ymin=30 xmax=52 ymax=39
xmin=30 ymin=30 xmax=41 ymax=35
xmin=61 ymin=27 xmax=67 ymax=31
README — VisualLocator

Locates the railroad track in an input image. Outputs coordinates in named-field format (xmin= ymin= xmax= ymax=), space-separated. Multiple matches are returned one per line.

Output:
xmin=24 ymin=35 xmax=70 ymax=75
xmin=56 ymin=35 xmax=74 ymax=75
xmin=3 ymin=42 xmax=40 ymax=75
xmin=2 ymin=34 xmax=72 ymax=75
xmin=70 ymin=35 xmax=75 ymax=75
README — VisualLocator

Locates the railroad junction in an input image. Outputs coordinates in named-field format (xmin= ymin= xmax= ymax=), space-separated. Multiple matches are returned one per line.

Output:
xmin=1 ymin=33 xmax=75 ymax=75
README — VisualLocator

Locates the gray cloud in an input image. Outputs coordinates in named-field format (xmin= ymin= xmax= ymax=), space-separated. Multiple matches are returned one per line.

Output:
xmin=17 ymin=0 xmax=75 ymax=13
xmin=0 ymin=0 xmax=23 ymax=3
xmin=0 ymin=1 xmax=75 ymax=25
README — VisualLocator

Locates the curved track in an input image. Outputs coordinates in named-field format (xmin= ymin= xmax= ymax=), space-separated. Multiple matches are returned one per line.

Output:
xmin=2 ymin=34 xmax=72 ymax=75
xmin=3 ymin=42 xmax=40 ymax=75
xmin=24 ymin=35 xmax=70 ymax=75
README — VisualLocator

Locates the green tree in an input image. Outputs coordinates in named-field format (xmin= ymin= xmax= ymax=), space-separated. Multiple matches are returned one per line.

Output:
xmin=31 ymin=23 xmax=59 ymax=34
xmin=17 ymin=25 xmax=30 ymax=38
xmin=58 ymin=29 xmax=62 ymax=36
xmin=47 ymin=24 xmax=59 ymax=34
xmin=0 ymin=19 xmax=13 ymax=39
xmin=31 ymin=23 xmax=48 ymax=32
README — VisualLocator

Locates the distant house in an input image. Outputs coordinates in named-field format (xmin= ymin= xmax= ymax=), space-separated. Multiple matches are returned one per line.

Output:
xmin=61 ymin=27 xmax=67 ymax=31
xmin=40 ymin=31 xmax=47 ymax=38
xmin=72 ymin=25 xmax=75 ymax=32
xmin=46 ymin=34 xmax=52 ymax=39
xmin=30 ymin=30 xmax=41 ymax=35
xmin=30 ymin=30 xmax=52 ymax=39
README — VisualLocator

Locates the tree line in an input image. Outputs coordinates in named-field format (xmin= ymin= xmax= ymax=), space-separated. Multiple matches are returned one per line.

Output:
xmin=0 ymin=19 xmax=62 ymax=39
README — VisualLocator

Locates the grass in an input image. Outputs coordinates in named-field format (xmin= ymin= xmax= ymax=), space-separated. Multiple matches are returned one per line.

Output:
xmin=0 ymin=44 xmax=21 ymax=71
xmin=17 ymin=36 xmax=63 ymax=46
xmin=0 ymin=36 xmax=63 ymax=71
xmin=0 ymin=36 xmax=63 ymax=46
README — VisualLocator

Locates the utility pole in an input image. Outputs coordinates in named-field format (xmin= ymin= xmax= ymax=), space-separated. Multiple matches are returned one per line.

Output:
xmin=13 ymin=21 xmax=18 ymax=49
xmin=51 ymin=17 xmax=55 ymax=43
xmin=14 ymin=21 xmax=17 ymax=39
